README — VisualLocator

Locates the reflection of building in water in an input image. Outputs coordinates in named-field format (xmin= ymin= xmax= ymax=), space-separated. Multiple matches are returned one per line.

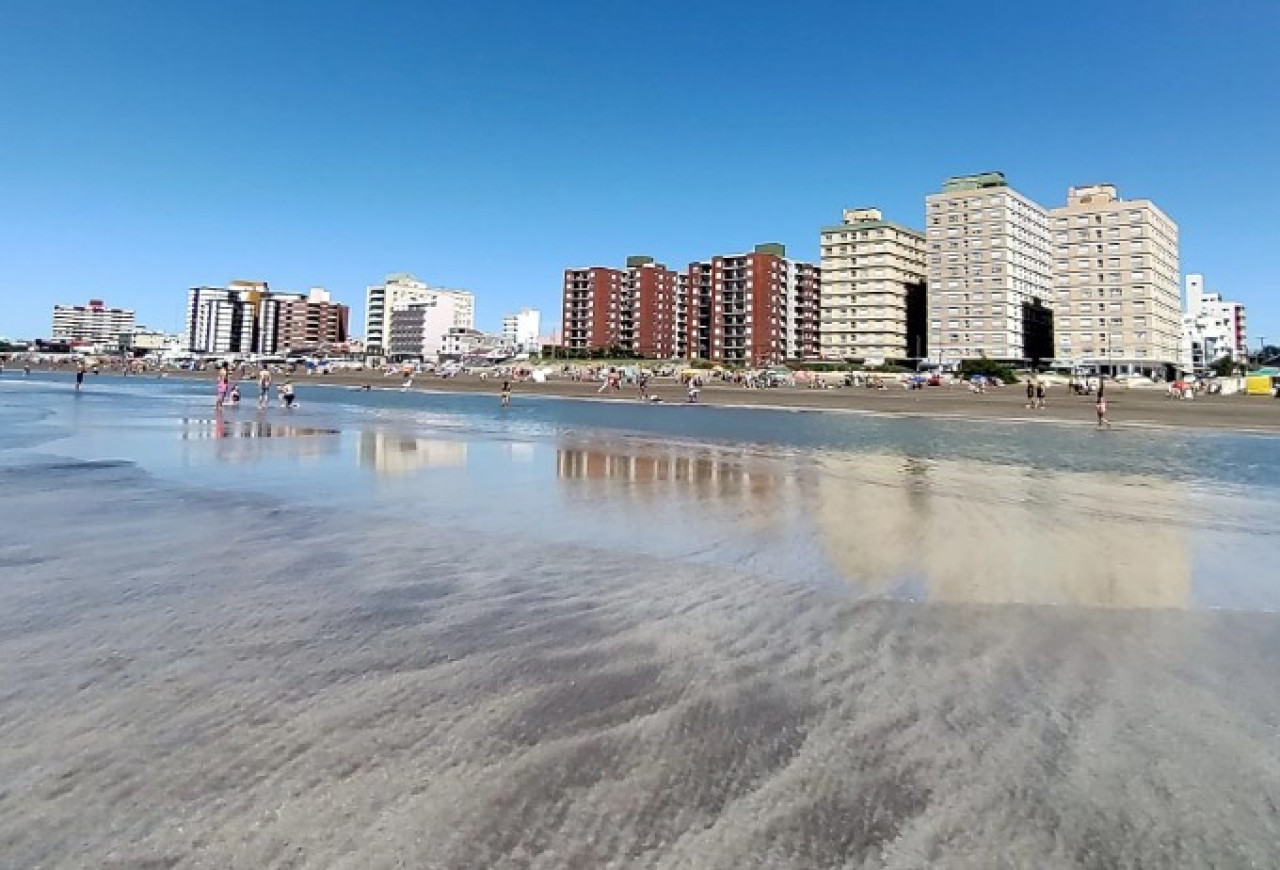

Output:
xmin=357 ymin=430 xmax=468 ymax=476
xmin=556 ymin=446 xmax=783 ymax=507
xmin=180 ymin=416 xmax=340 ymax=463
xmin=812 ymin=454 xmax=1192 ymax=609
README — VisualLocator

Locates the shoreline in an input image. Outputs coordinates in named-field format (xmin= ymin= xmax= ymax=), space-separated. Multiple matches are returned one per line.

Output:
xmin=13 ymin=366 xmax=1280 ymax=435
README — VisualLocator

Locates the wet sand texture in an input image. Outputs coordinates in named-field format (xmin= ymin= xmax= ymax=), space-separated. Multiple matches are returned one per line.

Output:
xmin=3 ymin=460 xmax=1279 ymax=869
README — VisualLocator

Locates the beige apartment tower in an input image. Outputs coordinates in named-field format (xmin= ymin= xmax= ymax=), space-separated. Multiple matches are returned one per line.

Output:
xmin=819 ymin=208 xmax=927 ymax=361
xmin=1048 ymin=184 xmax=1180 ymax=374
xmin=925 ymin=172 xmax=1053 ymax=364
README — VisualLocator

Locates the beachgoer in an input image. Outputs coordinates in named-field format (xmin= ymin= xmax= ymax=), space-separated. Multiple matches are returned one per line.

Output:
xmin=687 ymin=382 xmax=700 ymax=403
xmin=1096 ymin=394 xmax=1110 ymax=429
xmin=280 ymin=381 xmax=296 ymax=408
xmin=1025 ymin=380 xmax=1035 ymax=408
xmin=75 ymin=361 xmax=85 ymax=391
xmin=257 ymin=365 xmax=272 ymax=409
xmin=215 ymin=366 xmax=229 ymax=408
xmin=229 ymin=384 xmax=241 ymax=406
xmin=500 ymin=379 xmax=512 ymax=407
xmin=638 ymin=373 xmax=650 ymax=401
xmin=23 ymin=363 xmax=31 ymax=376
xmin=1035 ymin=382 xmax=1046 ymax=409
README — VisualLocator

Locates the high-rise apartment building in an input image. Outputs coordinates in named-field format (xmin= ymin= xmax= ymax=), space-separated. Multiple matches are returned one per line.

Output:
xmin=51 ymin=300 xmax=136 ymax=347
xmin=625 ymin=257 xmax=683 ymax=359
xmin=819 ymin=208 xmax=927 ymax=362
xmin=365 ymin=273 xmax=474 ymax=359
xmin=1181 ymin=273 xmax=1247 ymax=371
xmin=185 ymin=282 xmax=262 ymax=354
xmin=1049 ymin=184 xmax=1180 ymax=375
xmin=925 ymin=172 xmax=1053 ymax=364
xmin=562 ymin=267 xmax=624 ymax=352
xmin=684 ymin=244 xmax=820 ymax=366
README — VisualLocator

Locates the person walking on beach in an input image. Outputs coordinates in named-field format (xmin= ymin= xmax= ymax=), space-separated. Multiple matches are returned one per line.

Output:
xmin=1025 ymin=379 xmax=1035 ymax=408
xmin=75 ymin=360 xmax=86 ymax=391
xmin=638 ymin=372 xmax=650 ymax=401
xmin=1095 ymin=386 xmax=1111 ymax=429
xmin=256 ymin=364 xmax=273 ymax=409
xmin=500 ymin=379 xmax=512 ymax=407
xmin=1035 ymin=381 xmax=1047 ymax=409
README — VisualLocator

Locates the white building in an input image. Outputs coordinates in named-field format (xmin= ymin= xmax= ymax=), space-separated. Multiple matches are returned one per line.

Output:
xmin=51 ymin=300 xmax=136 ymax=346
xmin=819 ymin=208 xmax=926 ymax=361
xmin=1049 ymin=184 xmax=1181 ymax=375
xmin=441 ymin=328 xmax=513 ymax=360
xmin=130 ymin=326 xmax=182 ymax=354
xmin=387 ymin=293 xmax=464 ymax=362
xmin=184 ymin=281 xmax=270 ymax=354
xmin=365 ymin=273 xmax=474 ymax=358
xmin=925 ymin=172 xmax=1053 ymax=364
xmin=501 ymin=308 xmax=542 ymax=352
xmin=1181 ymin=273 xmax=1247 ymax=372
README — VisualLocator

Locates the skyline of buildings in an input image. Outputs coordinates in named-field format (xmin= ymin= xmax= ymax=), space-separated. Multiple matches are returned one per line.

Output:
xmin=558 ymin=170 xmax=1249 ymax=375
xmin=28 ymin=170 xmax=1254 ymax=373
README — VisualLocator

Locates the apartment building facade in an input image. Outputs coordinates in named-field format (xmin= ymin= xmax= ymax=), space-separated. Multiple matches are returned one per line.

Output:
xmin=562 ymin=266 xmax=624 ymax=351
xmin=925 ymin=172 xmax=1053 ymax=364
xmin=564 ymin=245 xmax=818 ymax=365
xmin=273 ymin=287 xmax=349 ymax=353
xmin=819 ymin=208 xmax=927 ymax=362
xmin=365 ymin=273 xmax=474 ymax=358
xmin=501 ymin=307 xmax=542 ymax=352
xmin=51 ymin=299 xmax=136 ymax=347
xmin=1181 ymin=273 xmax=1247 ymax=371
xmin=1049 ymin=184 xmax=1180 ymax=375
xmin=387 ymin=293 xmax=463 ymax=362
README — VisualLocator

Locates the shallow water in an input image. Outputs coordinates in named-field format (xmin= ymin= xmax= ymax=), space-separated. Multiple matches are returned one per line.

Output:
xmin=2 ymin=373 xmax=1279 ymax=868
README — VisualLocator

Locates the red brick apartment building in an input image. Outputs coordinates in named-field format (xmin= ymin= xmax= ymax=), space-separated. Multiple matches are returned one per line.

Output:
xmin=563 ymin=244 xmax=819 ymax=365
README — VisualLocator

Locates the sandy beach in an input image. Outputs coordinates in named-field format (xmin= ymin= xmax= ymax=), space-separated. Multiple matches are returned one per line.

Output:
xmin=134 ymin=366 xmax=1280 ymax=434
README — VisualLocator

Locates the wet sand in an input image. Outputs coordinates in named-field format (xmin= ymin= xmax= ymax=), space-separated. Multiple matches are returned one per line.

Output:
xmin=3 ymin=460 xmax=1280 ymax=869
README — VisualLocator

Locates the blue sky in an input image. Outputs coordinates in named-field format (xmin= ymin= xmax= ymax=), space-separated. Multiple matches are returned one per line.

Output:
xmin=1 ymin=0 xmax=1276 ymax=342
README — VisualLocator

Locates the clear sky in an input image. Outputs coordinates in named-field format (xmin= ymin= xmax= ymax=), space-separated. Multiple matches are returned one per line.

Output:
xmin=1 ymin=0 xmax=1276 ymax=342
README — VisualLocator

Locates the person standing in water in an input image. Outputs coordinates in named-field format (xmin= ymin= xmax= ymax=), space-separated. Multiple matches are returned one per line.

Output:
xmin=500 ymin=379 xmax=512 ymax=407
xmin=75 ymin=360 xmax=86 ymax=391
xmin=215 ymin=364 xmax=229 ymax=408
xmin=256 ymin=364 xmax=273 ymax=409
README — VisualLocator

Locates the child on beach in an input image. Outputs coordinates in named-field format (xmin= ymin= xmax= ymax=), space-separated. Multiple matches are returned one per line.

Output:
xmin=280 ymin=381 xmax=296 ymax=408
xmin=1096 ymin=394 xmax=1110 ymax=429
